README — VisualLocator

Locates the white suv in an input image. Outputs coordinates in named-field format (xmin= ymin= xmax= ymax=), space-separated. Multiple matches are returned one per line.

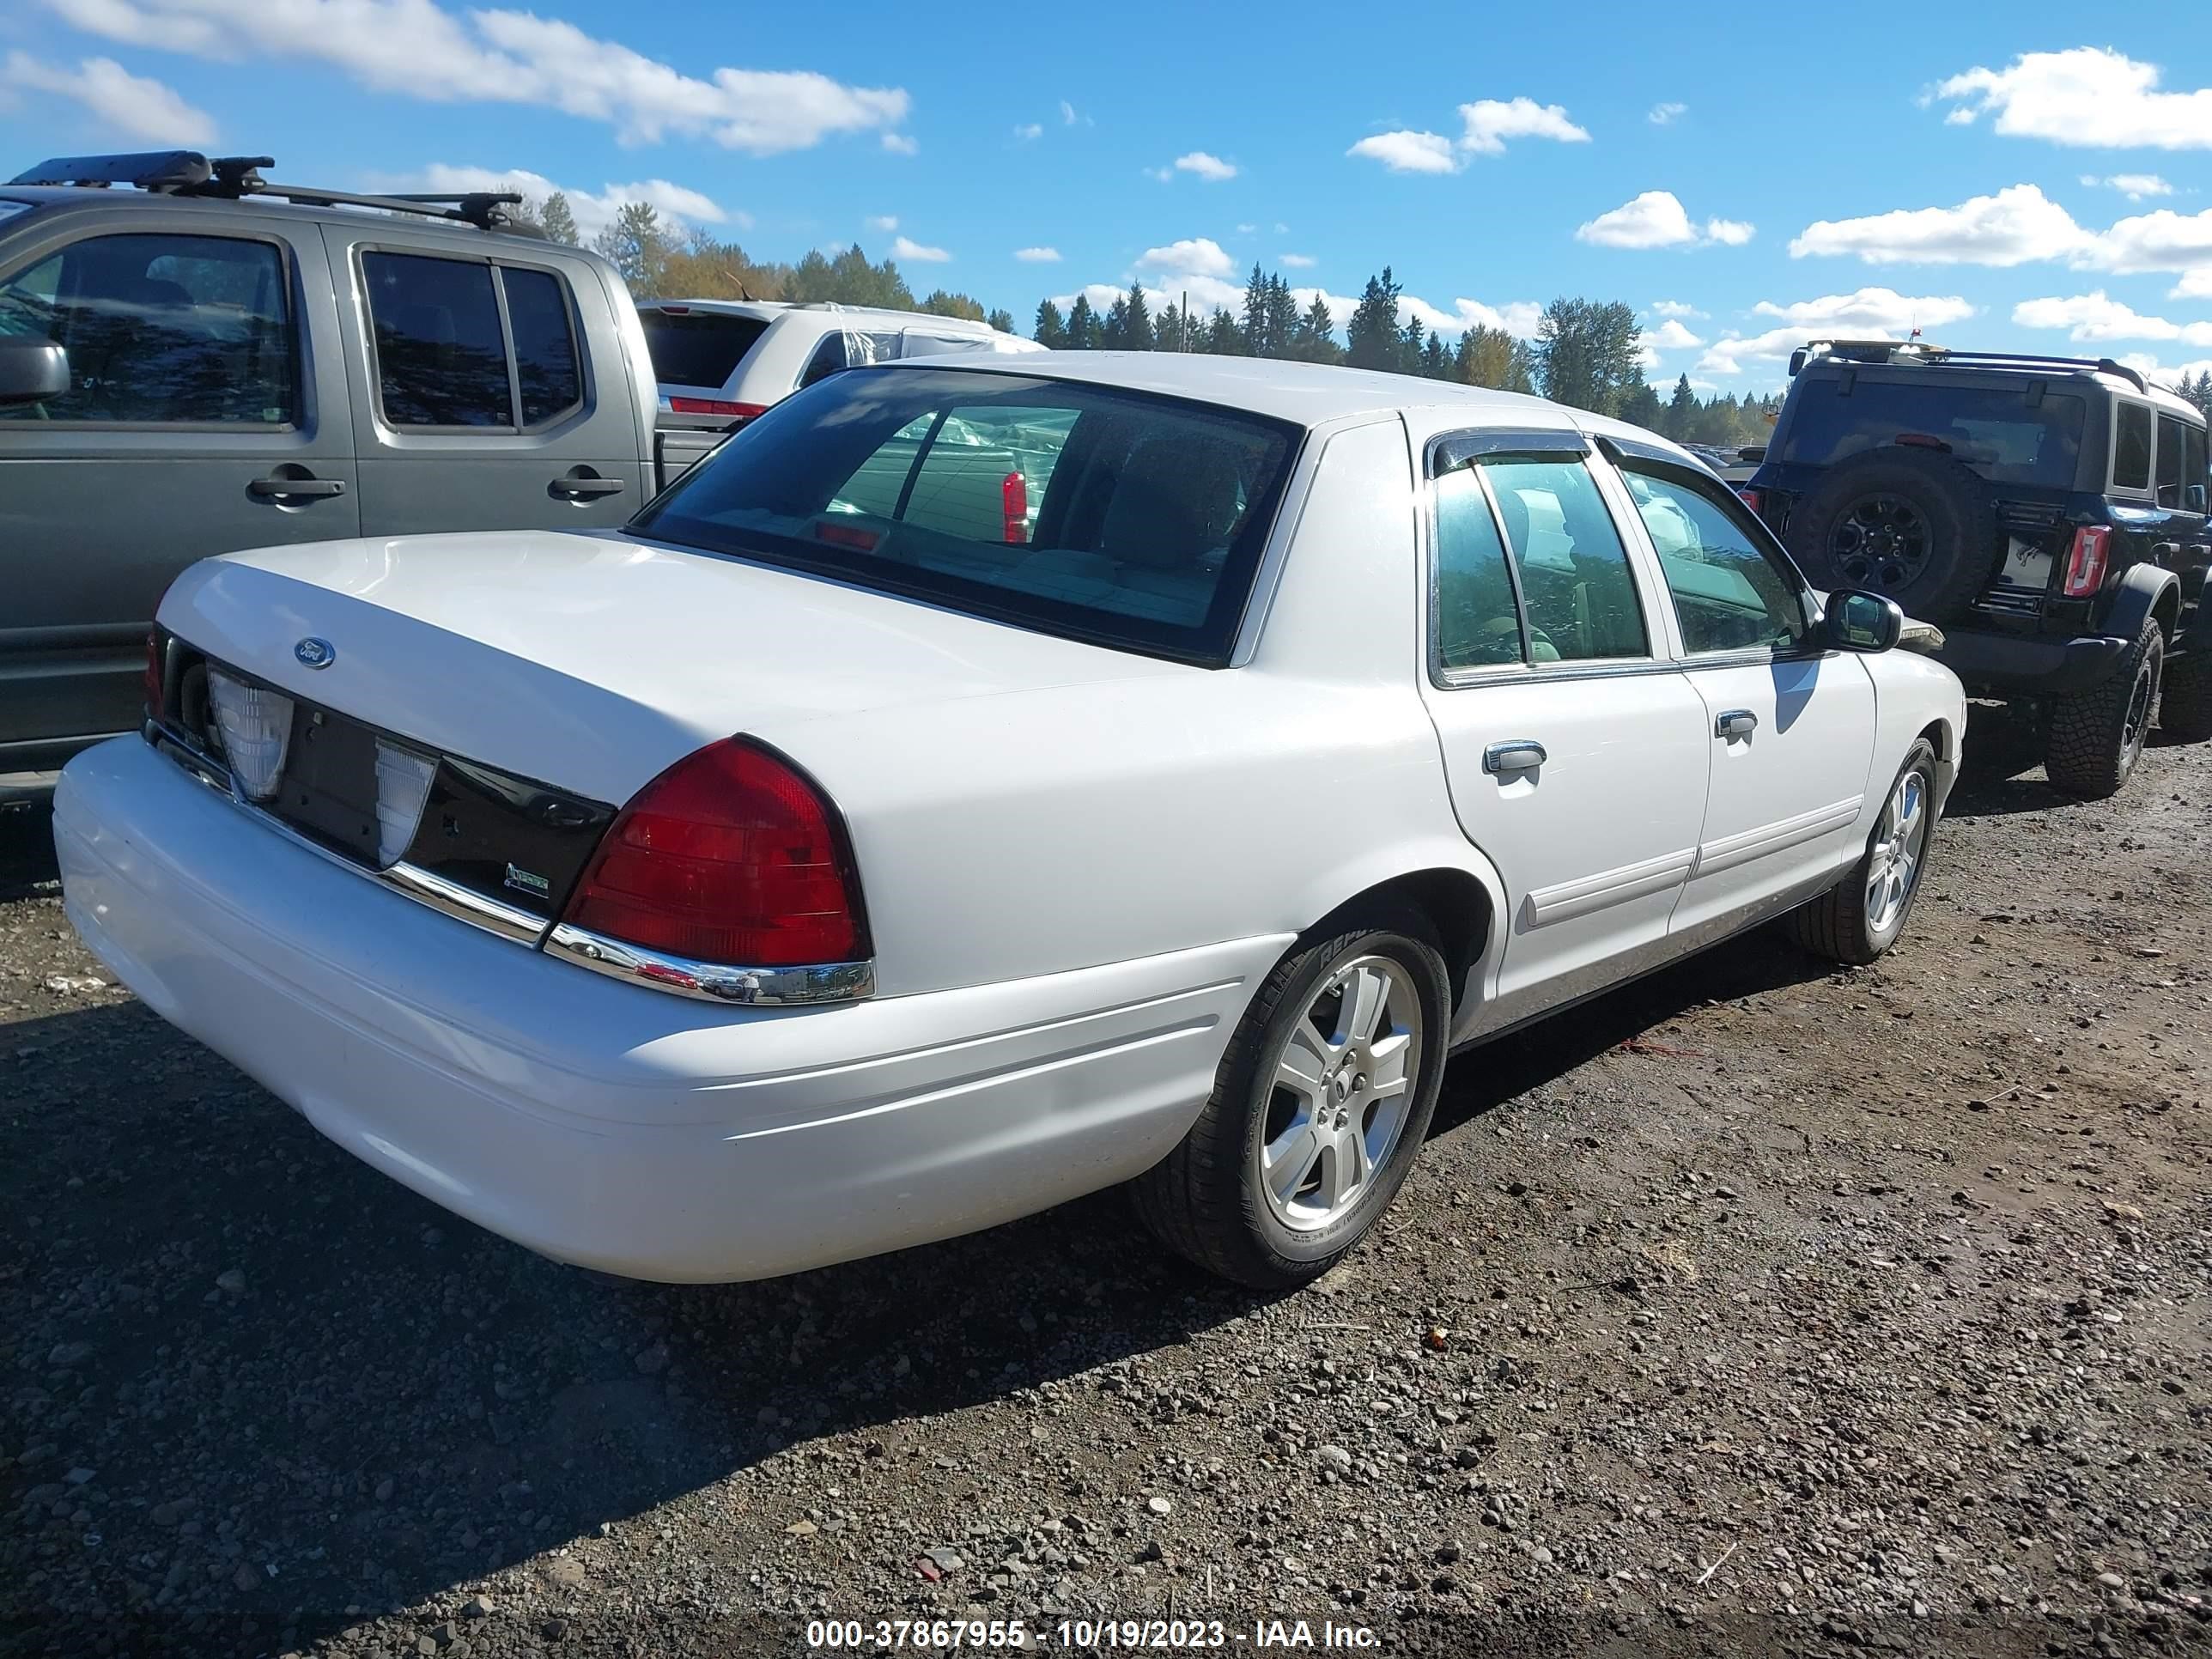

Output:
xmin=638 ymin=299 xmax=1042 ymax=426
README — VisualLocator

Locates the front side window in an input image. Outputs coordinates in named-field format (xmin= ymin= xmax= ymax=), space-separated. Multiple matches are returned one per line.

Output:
xmin=635 ymin=367 xmax=1296 ymax=664
xmin=2113 ymin=401 xmax=2154 ymax=491
xmin=0 ymin=232 xmax=295 ymax=424
xmin=1480 ymin=457 xmax=1649 ymax=662
xmin=1622 ymin=467 xmax=1810 ymax=654
xmin=2156 ymin=414 xmax=2188 ymax=508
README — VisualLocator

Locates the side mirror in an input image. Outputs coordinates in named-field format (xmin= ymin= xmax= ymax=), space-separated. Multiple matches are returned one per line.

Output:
xmin=1825 ymin=589 xmax=1904 ymax=653
xmin=0 ymin=338 xmax=68 ymax=406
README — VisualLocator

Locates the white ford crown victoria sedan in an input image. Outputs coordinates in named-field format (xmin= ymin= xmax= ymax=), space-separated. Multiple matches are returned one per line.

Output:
xmin=53 ymin=355 xmax=1965 ymax=1289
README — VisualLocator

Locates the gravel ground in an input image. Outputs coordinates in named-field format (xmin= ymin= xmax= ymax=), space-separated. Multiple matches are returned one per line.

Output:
xmin=3 ymin=709 xmax=2209 ymax=1658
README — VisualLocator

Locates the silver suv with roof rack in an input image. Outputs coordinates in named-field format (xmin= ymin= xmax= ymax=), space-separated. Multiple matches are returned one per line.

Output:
xmin=1747 ymin=340 xmax=2210 ymax=798
xmin=0 ymin=149 xmax=722 ymax=811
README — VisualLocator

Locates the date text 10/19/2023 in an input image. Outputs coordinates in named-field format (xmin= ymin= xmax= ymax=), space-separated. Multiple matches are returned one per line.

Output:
xmin=805 ymin=1619 xmax=1381 ymax=1650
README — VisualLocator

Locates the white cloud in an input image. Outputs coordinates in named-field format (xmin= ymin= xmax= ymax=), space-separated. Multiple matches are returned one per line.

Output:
xmin=397 ymin=164 xmax=735 ymax=239
xmin=880 ymin=132 xmax=918 ymax=155
xmin=2111 ymin=352 xmax=2212 ymax=392
xmin=1171 ymin=150 xmax=1237 ymax=181
xmin=1139 ymin=237 xmax=1234 ymax=277
xmin=2082 ymin=173 xmax=2175 ymax=202
xmin=2179 ymin=269 xmax=2212 ymax=300
xmin=865 ymin=214 xmax=897 ymax=232
xmin=1648 ymin=318 xmax=1705 ymax=349
xmin=1693 ymin=287 xmax=1978 ymax=375
xmin=1651 ymin=299 xmax=1708 ymax=319
xmin=1789 ymin=183 xmax=2091 ymax=265
xmin=2 ymin=50 xmax=214 ymax=144
xmin=2093 ymin=206 xmax=2212 ymax=276
xmin=1932 ymin=47 xmax=2212 ymax=150
xmin=1346 ymin=130 xmax=1460 ymax=174
xmin=1012 ymin=122 xmax=1042 ymax=142
xmin=1013 ymin=246 xmax=1061 ymax=264
xmin=2012 ymin=291 xmax=2212 ymax=347
xmin=1576 ymin=191 xmax=1753 ymax=249
xmin=1280 ymin=252 xmax=1316 ymax=268
xmin=890 ymin=234 xmax=950 ymax=263
xmin=42 ymin=0 xmax=910 ymax=154
xmin=1059 ymin=99 xmax=1079 ymax=125
xmin=1458 ymin=96 xmax=1589 ymax=155
xmin=1648 ymin=101 xmax=1686 ymax=125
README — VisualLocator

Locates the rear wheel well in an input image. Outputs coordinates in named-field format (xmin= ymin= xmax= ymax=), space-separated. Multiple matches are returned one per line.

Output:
xmin=2153 ymin=586 xmax=2180 ymax=641
xmin=1309 ymin=869 xmax=1492 ymax=1013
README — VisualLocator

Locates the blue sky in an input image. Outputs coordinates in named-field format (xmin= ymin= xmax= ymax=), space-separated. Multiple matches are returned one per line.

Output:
xmin=3 ymin=0 xmax=2210 ymax=393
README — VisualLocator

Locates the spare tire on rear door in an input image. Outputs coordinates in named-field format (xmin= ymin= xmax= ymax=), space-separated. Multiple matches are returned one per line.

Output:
xmin=1784 ymin=446 xmax=2002 ymax=624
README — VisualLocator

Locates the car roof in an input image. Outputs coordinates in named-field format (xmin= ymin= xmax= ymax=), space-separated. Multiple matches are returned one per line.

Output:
xmin=1796 ymin=350 xmax=2206 ymax=423
xmin=640 ymin=297 xmax=1003 ymax=334
xmin=887 ymin=349 xmax=1682 ymax=444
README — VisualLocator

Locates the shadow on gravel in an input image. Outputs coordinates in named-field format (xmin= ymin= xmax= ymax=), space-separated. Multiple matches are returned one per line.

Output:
xmin=2 ymin=919 xmax=1834 ymax=1654
xmin=0 ymin=806 xmax=58 ymax=901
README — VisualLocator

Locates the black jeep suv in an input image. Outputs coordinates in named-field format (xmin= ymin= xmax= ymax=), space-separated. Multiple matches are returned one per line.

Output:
xmin=1747 ymin=343 xmax=2211 ymax=798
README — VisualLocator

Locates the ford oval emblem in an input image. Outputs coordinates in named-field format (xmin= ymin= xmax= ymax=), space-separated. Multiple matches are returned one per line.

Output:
xmin=295 ymin=636 xmax=336 ymax=670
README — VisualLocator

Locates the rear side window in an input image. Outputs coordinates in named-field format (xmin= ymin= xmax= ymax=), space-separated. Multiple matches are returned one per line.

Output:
xmin=2185 ymin=423 xmax=2209 ymax=513
xmin=2113 ymin=402 xmax=2154 ymax=491
xmin=1480 ymin=458 xmax=1649 ymax=662
xmin=0 ymin=232 xmax=295 ymax=425
xmin=634 ymin=367 xmax=1297 ymax=665
xmin=1433 ymin=468 xmax=1527 ymax=669
xmin=1780 ymin=378 xmax=2086 ymax=488
xmin=363 ymin=252 xmax=584 ymax=430
xmin=638 ymin=308 xmax=769 ymax=389
xmin=2155 ymin=414 xmax=2188 ymax=508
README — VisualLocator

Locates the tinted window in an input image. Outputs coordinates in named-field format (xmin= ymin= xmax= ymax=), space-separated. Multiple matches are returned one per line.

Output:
xmin=504 ymin=267 xmax=580 ymax=426
xmin=635 ymin=368 xmax=1297 ymax=665
xmin=798 ymin=333 xmax=848 ymax=389
xmin=363 ymin=252 xmax=509 ymax=427
xmin=2113 ymin=402 xmax=2154 ymax=490
xmin=1780 ymin=379 xmax=2086 ymax=488
xmin=2156 ymin=414 xmax=2187 ymax=508
xmin=639 ymin=308 xmax=769 ymax=389
xmin=1479 ymin=457 xmax=1648 ymax=661
xmin=0 ymin=233 xmax=295 ymax=424
xmin=1432 ymin=468 xmax=1528 ymax=668
xmin=2185 ymin=423 xmax=2209 ymax=514
xmin=1623 ymin=468 xmax=1809 ymax=654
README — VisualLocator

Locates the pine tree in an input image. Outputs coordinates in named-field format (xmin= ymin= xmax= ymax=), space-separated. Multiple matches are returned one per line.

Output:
xmin=1033 ymin=298 xmax=1068 ymax=349
xmin=1346 ymin=268 xmax=1404 ymax=372
xmin=539 ymin=192 xmax=580 ymax=246
xmin=1535 ymin=298 xmax=1643 ymax=415
xmin=1620 ymin=380 xmax=1663 ymax=430
xmin=1263 ymin=276 xmax=1297 ymax=360
xmin=1124 ymin=283 xmax=1155 ymax=351
xmin=1155 ymin=301 xmax=1188 ymax=353
xmin=1065 ymin=293 xmax=1099 ymax=350
xmin=1290 ymin=295 xmax=1339 ymax=363
xmin=1202 ymin=308 xmax=1243 ymax=355
xmin=1101 ymin=295 xmax=1130 ymax=349
xmin=592 ymin=202 xmax=672 ymax=290
xmin=919 ymin=289 xmax=985 ymax=321
xmin=1664 ymin=374 xmax=1697 ymax=441
xmin=1419 ymin=330 xmax=1450 ymax=380
xmin=987 ymin=307 xmax=1015 ymax=334
xmin=1241 ymin=264 xmax=1269 ymax=356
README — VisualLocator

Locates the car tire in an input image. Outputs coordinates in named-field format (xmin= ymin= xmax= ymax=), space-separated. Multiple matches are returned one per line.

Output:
xmin=1787 ymin=738 xmax=1938 ymax=966
xmin=1133 ymin=912 xmax=1450 ymax=1290
xmin=2045 ymin=614 xmax=2164 ymax=799
xmin=1784 ymin=449 xmax=2000 ymax=624
xmin=2156 ymin=651 xmax=2212 ymax=743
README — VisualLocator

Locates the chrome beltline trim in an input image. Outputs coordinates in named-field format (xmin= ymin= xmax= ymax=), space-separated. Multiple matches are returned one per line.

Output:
xmin=546 ymin=922 xmax=874 ymax=1006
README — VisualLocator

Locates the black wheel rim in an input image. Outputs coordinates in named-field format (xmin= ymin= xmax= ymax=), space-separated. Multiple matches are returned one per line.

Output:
xmin=1828 ymin=495 xmax=1932 ymax=593
xmin=2123 ymin=658 xmax=2156 ymax=755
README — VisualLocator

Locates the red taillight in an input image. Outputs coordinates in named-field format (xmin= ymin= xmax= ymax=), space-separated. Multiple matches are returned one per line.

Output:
xmin=563 ymin=738 xmax=864 ymax=968
xmin=667 ymin=398 xmax=769 ymax=420
xmin=1001 ymin=471 xmax=1029 ymax=544
xmin=1736 ymin=487 xmax=1764 ymax=515
xmin=2063 ymin=525 xmax=2111 ymax=598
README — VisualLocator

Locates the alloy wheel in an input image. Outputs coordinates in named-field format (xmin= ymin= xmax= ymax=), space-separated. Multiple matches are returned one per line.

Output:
xmin=1864 ymin=767 xmax=1929 ymax=936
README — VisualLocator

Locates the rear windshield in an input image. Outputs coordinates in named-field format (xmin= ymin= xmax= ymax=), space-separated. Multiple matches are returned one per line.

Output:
xmin=1779 ymin=378 xmax=2087 ymax=489
xmin=632 ymin=366 xmax=1300 ymax=665
xmin=639 ymin=308 xmax=771 ymax=390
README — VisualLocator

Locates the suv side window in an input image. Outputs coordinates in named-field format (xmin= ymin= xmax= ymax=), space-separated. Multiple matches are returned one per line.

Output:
xmin=0 ymin=232 xmax=296 ymax=425
xmin=1480 ymin=457 xmax=1650 ymax=662
xmin=362 ymin=252 xmax=584 ymax=430
xmin=2113 ymin=402 xmax=2154 ymax=492
xmin=2185 ymin=423 xmax=2210 ymax=514
xmin=2156 ymin=414 xmax=2189 ymax=509
xmin=798 ymin=333 xmax=848 ymax=389
xmin=1621 ymin=466 xmax=1811 ymax=654
xmin=502 ymin=267 xmax=581 ymax=426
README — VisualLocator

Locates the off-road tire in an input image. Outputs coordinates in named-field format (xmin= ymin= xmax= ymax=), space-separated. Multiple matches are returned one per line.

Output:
xmin=2045 ymin=614 xmax=2164 ymax=799
xmin=1787 ymin=739 xmax=1939 ymax=966
xmin=1133 ymin=912 xmax=1449 ymax=1290
xmin=2157 ymin=652 xmax=2212 ymax=743
xmin=1784 ymin=448 xmax=2001 ymax=624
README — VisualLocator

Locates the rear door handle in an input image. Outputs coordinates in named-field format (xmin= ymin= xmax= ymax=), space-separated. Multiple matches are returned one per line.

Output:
xmin=550 ymin=476 xmax=625 ymax=500
xmin=1482 ymin=739 xmax=1547 ymax=775
xmin=248 ymin=476 xmax=345 ymax=500
xmin=1716 ymin=708 xmax=1759 ymax=739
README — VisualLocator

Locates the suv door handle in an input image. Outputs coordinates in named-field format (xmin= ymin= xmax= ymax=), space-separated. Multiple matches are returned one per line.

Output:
xmin=1715 ymin=708 xmax=1759 ymax=739
xmin=1482 ymin=739 xmax=1547 ymax=775
xmin=550 ymin=475 xmax=625 ymax=501
xmin=248 ymin=475 xmax=345 ymax=501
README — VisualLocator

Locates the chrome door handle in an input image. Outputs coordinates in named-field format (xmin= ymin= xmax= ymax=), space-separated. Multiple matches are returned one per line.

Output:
xmin=1716 ymin=709 xmax=1759 ymax=739
xmin=1483 ymin=739 xmax=1547 ymax=775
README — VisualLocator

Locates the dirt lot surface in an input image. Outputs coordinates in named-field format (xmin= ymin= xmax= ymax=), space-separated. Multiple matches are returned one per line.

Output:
xmin=3 ymin=711 xmax=2209 ymax=1659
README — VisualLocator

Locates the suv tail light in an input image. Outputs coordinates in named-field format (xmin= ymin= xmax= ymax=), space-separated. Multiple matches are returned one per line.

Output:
xmin=2063 ymin=525 xmax=2111 ymax=598
xmin=1001 ymin=470 xmax=1029 ymax=544
xmin=1735 ymin=487 xmax=1764 ymax=514
xmin=562 ymin=738 xmax=865 ymax=968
